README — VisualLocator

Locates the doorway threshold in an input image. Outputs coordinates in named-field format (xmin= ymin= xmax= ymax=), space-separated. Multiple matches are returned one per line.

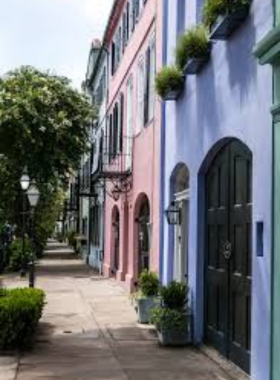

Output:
xmin=200 ymin=345 xmax=250 ymax=380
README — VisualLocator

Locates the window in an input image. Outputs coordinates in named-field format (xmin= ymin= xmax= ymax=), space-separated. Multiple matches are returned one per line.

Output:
xmin=113 ymin=103 xmax=119 ymax=158
xmin=122 ymin=12 xmax=127 ymax=52
xmin=91 ymin=205 xmax=100 ymax=246
xmin=111 ymin=42 xmax=116 ymax=75
xmin=144 ymin=47 xmax=151 ymax=125
xmin=126 ymin=76 xmax=133 ymax=170
xmin=119 ymin=93 xmax=124 ymax=153
xmin=131 ymin=0 xmax=136 ymax=32
xmin=109 ymin=114 xmax=113 ymax=162
xmin=126 ymin=2 xmax=130 ymax=40
xmin=148 ymin=36 xmax=156 ymax=120
xmin=137 ymin=58 xmax=145 ymax=134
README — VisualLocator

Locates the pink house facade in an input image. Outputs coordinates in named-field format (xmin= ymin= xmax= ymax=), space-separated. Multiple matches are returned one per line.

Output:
xmin=101 ymin=0 xmax=163 ymax=290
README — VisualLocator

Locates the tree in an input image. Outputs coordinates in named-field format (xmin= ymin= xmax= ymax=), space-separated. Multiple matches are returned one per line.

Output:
xmin=34 ymin=186 xmax=66 ymax=255
xmin=0 ymin=66 xmax=95 ymax=184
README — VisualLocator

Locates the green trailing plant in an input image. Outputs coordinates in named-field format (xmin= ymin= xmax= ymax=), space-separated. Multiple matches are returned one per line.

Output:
xmin=202 ymin=0 xmax=251 ymax=28
xmin=138 ymin=270 xmax=160 ymax=298
xmin=176 ymin=26 xmax=210 ymax=71
xmin=0 ymin=288 xmax=45 ymax=350
xmin=8 ymin=238 xmax=33 ymax=272
xmin=155 ymin=66 xmax=184 ymax=99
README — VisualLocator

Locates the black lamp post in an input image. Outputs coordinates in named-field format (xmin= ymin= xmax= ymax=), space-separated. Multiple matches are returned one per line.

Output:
xmin=20 ymin=170 xmax=30 ymax=277
xmin=165 ymin=201 xmax=181 ymax=225
xmin=26 ymin=183 xmax=40 ymax=288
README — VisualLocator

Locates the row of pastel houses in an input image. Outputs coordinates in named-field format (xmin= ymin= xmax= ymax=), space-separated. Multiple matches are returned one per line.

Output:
xmin=63 ymin=0 xmax=280 ymax=379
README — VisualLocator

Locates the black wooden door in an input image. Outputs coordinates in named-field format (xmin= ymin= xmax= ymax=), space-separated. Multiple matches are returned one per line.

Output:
xmin=205 ymin=140 xmax=252 ymax=374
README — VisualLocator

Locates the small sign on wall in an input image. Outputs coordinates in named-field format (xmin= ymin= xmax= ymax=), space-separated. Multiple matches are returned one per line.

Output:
xmin=256 ymin=221 xmax=264 ymax=257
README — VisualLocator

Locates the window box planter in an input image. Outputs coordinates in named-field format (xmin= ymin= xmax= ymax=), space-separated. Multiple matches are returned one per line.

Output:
xmin=162 ymin=84 xmax=185 ymax=101
xmin=210 ymin=5 xmax=250 ymax=40
xmin=135 ymin=297 xmax=158 ymax=324
xmin=183 ymin=44 xmax=212 ymax=75
xmin=156 ymin=66 xmax=185 ymax=101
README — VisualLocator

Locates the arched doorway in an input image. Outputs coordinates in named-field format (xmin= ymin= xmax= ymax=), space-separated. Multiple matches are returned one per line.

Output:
xmin=111 ymin=206 xmax=120 ymax=274
xmin=170 ymin=164 xmax=190 ymax=283
xmin=136 ymin=195 xmax=150 ymax=275
xmin=204 ymin=139 xmax=252 ymax=374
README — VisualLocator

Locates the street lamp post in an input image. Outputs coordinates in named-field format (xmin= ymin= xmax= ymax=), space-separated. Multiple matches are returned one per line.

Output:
xmin=20 ymin=170 xmax=30 ymax=277
xmin=26 ymin=183 xmax=40 ymax=288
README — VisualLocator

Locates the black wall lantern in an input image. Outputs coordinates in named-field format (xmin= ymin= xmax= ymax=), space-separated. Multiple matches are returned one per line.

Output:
xmin=165 ymin=201 xmax=181 ymax=225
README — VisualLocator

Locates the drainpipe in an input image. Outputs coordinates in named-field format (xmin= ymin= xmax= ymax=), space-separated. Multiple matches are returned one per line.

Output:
xmin=159 ymin=0 xmax=168 ymax=283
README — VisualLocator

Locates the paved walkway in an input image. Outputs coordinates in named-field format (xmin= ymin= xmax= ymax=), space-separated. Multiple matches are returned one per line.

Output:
xmin=0 ymin=241 xmax=235 ymax=380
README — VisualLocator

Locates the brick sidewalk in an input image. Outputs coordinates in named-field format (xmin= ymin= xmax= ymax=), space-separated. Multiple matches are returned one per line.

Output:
xmin=0 ymin=244 xmax=236 ymax=380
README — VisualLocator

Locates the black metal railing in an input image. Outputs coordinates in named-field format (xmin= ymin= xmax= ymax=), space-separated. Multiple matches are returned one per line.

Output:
xmin=92 ymin=134 xmax=133 ymax=181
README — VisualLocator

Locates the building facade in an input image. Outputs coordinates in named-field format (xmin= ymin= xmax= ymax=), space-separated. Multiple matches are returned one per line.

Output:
xmin=91 ymin=0 xmax=163 ymax=290
xmin=160 ymin=0 xmax=273 ymax=379
xmin=84 ymin=40 xmax=108 ymax=271
xmin=254 ymin=1 xmax=280 ymax=379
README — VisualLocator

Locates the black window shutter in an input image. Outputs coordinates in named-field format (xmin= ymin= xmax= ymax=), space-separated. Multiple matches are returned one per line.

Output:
xmin=109 ymin=114 xmax=113 ymax=162
xmin=126 ymin=2 xmax=130 ymax=39
xmin=144 ymin=47 xmax=151 ymax=125
xmin=119 ymin=94 xmax=124 ymax=152
xmin=111 ymin=42 xmax=115 ymax=75
xmin=114 ymin=105 xmax=119 ymax=157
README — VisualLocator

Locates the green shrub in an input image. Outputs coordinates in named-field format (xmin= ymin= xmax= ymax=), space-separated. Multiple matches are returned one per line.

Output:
xmin=155 ymin=66 xmax=184 ymax=99
xmin=202 ymin=0 xmax=251 ymax=28
xmin=138 ymin=270 xmax=160 ymax=298
xmin=176 ymin=26 xmax=210 ymax=71
xmin=8 ymin=238 xmax=33 ymax=272
xmin=150 ymin=307 xmax=187 ymax=332
xmin=0 ymin=288 xmax=45 ymax=350
xmin=160 ymin=281 xmax=188 ymax=310
xmin=150 ymin=281 xmax=189 ymax=332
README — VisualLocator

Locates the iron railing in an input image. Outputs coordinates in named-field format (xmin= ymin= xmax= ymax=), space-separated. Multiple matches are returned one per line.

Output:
xmin=92 ymin=133 xmax=133 ymax=181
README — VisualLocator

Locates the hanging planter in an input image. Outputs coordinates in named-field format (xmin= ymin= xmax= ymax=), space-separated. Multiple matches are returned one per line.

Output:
xmin=203 ymin=0 xmax=251 ymax=40
xmin=183 ymin=44 xmax=212 ymax=75
xmin=155 ymin=66 xmax=185 ymax=101
xmin=176 ymin=26 xmax=212 ymax=75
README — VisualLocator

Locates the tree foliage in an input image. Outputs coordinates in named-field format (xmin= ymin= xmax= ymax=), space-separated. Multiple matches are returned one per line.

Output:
xmin=0 ymin=66 xmax=95 ymax=183
xmin=0 ymin=66 xmax=95 ymax=251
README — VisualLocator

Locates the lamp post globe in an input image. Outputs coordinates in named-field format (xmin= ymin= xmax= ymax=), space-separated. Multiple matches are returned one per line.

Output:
xmin=27 ymin=184 xmax=40 ymax=208
xmin=20 ymin=174 xmax=30 ymax=191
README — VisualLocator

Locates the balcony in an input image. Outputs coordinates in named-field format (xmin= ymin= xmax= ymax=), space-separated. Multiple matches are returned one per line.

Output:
xmin=92 ymin=132 xmax=133 ymax=182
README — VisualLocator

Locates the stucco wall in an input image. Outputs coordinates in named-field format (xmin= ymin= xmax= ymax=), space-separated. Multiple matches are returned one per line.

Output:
xmin=161 ymin=0 xmax=273 ymax=379
xmin=103 ymin=0 xmax=162 ymax=290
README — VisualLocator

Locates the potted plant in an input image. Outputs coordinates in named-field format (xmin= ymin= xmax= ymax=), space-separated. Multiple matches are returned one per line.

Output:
xmin=155 ymin=66 xmax=185 ymax=101
xmin=133 ymin=270 xmax=160 ymax=324
xmin=176 ymin=26 xmax=211 ymax=75
xmin=203 ymin=0 xmax=251 ymax=40
xmin=150 ymin=281 xmax=190 ymax=346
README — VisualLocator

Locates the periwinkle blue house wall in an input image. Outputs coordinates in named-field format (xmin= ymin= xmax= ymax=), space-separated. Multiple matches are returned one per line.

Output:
xmin=160 ymin=0 xmax=273 ymax=379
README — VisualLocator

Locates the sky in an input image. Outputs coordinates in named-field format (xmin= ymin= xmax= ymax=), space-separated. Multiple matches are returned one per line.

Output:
xmin=0 ymin=0 xmax=114 ymax=88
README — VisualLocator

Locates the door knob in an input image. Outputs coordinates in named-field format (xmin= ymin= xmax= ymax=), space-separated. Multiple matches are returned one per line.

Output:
xmin=223 ymin=241 xmax=232 ymax=260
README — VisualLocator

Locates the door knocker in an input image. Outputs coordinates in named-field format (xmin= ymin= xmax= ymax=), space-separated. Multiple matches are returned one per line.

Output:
xmin=223 ymin=241 xmax=232 ymax=260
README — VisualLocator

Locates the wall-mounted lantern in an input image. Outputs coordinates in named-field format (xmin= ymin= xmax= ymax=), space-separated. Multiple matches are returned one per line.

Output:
xmin=165 ymin=202 xmax=181 ymax=225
